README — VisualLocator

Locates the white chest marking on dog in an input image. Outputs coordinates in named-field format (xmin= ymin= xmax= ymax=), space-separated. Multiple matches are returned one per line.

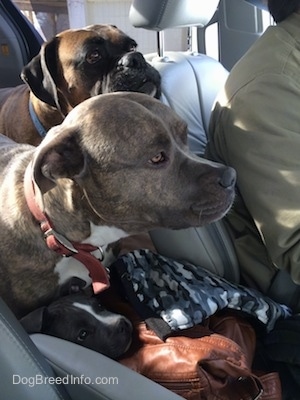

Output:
xmin=82 ymin=223 xmax=128 ymax=247
xmin=54 ymin=257 xmax=92 ymax=287
xmin=54 ymin=223 xmax=128 ymax=286
xmin=73 ymin=302 xmax=121 ymax=324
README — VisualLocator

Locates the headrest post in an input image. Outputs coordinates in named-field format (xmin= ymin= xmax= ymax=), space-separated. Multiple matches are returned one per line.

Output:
xmin=157 ymin=31 xmax=165 ymax=57
xmin=187 ymin=27 xmax=192 ymax=51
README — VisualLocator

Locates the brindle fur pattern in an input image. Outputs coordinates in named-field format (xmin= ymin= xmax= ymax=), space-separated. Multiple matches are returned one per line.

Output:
xmin=0 ymin=92 xmax=235 ymax=318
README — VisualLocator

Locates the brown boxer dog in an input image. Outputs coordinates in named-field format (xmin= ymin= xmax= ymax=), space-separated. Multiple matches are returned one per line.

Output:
xmin=0 ymin=92 xmax=236 ymax=318
xmin=0 ymin=24 xmax=161 ymax=146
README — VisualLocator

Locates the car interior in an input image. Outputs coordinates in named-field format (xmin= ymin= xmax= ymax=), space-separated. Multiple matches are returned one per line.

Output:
xmin=0 ymin=0 xmax=296 ymax=399
xmin=0 ymin=0 xmax=42 ymax=86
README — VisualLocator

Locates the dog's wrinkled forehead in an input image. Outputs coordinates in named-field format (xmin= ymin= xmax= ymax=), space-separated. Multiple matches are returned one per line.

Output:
xmin=84 ymin=24 xmax=136 ymax=46
xmin=48 ymin=293 xmax=105 ymax=311
xmin=66 ymin=91 xmax=184 ymax=124
xmin=64 ymin=92 xmax=188 ymax=148
xmin=57 ymin=24 xmax=137 ymax=62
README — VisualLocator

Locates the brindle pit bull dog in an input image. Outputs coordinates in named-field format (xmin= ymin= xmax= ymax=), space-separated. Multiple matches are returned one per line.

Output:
xmin=0 ymin=24 xmax=161 ymax=145
xmin=0 ymin=92 xmax=236 ymax=318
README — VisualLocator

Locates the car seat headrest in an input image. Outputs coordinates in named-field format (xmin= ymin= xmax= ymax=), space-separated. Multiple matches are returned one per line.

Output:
xmin=243 ymin=0 xmax=268 ymax=10
xmin=129 ymin=0 xmax=220 ymax=30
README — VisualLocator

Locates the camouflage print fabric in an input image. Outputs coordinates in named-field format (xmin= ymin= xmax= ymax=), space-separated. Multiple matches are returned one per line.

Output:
xmin=113 ymin=249 xmax=291 ymax=332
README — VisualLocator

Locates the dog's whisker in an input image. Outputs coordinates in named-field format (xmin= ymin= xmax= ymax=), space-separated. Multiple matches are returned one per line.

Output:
xmin=198 ymin=209 xmax=203 ymax=225
xmin=82 ymin=187 xmax=111 ymax=224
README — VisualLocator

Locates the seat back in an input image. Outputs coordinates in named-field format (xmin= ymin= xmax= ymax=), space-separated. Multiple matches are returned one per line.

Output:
xmin=145 ymin=51 xmax=228 ymax=156
xmin=0 ymin=297 xmax=71 ymax=400
xmin=129 ymin=0 xmax=240 ymax=282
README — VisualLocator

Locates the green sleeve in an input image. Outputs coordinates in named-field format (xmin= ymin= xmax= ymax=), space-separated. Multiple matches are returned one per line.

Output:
xmin=209 ymin=73 xmax=300 ymax=284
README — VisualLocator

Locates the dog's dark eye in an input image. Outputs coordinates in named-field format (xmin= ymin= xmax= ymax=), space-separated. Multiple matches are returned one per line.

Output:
xmin=148 ymin=152 xmax=167 ymax=165
xmin=86 ymin=50 xmax=102 ymax=64
xmin=77 ymin=329 xmax=89 ymax=341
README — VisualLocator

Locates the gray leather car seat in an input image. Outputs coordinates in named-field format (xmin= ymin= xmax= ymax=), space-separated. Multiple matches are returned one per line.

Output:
xmin=0 ymin=297 xmax=70 ymax=400
xmin=131 ymin=0 xmax=300 ymax=309
xmin=130 ymin=0 xmax=240 ymax=282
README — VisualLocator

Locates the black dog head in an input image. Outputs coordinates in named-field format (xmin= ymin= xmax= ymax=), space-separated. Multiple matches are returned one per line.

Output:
xmin=20 ymin=293 xmax=132 ymax=360
xmin=102 ymin=50 xmax=161 ymax=98
xmin=21 ymin=24 xmax=161 ymax=116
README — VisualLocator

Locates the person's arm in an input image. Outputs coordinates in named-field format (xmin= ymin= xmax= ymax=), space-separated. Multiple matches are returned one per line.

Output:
xmin=208 ymin=73 xmax=300 ymax=283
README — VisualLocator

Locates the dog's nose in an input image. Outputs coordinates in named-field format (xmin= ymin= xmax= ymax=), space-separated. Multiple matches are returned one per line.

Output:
xmin=219 ymin=167 xmax=236 ymax=189
xmin=119 ymin=52 xmax=146 ymax=69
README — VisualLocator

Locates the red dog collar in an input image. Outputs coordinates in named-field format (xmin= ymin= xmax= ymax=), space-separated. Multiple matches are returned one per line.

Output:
xmin=23 ymin=163 xmax=110 ymax=294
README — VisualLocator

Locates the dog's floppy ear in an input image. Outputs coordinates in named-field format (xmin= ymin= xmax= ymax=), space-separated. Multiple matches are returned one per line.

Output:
xmin=21 ymin=37 xmax=62 ymax=112
xmin=32 ymin=126 xmax=87 ymax=196
xmin=19 ymin=306 xmax=47 ymax=334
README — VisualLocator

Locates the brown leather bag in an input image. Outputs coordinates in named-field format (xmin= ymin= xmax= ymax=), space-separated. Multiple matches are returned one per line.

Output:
xmin=119 ymin=311 xmax=282 ymax=400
